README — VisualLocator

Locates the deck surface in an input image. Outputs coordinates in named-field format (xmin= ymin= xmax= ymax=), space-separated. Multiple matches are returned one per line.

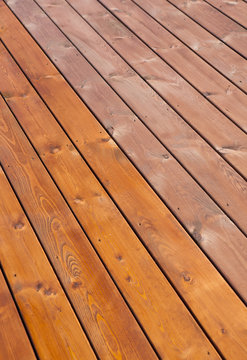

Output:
xmin=0 ymin=0 xmax=247 ymax=359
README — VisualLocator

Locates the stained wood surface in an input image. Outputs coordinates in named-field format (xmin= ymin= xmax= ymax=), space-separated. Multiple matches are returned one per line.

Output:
xmin=132 ymin=0 xmax=247 ymax=91
xmin=0 ymin=0 xmax=247 ymax=358
xmin=0 ymin=269 xmax=36 ymax=360
xmin=169 ymin=0 xmax=247 ymax=58
xmin=0 ymin=45 xmax=220 ymax=360
xmin=205 ymin=0 xmax=247 ymax=27
xmin=0 ymin=166 xmax=96 ymax=360
xmin=0 ymin=4 xmax=247 ymax=359
xmin=8 ymin=0 xmax=247 ymax=236
xmin=0 ymin=98 xmax=157 ymax=360
xmin=96 ymin=0 xmax=247 ymax=132
xmin=5 ymin=0 xmax=247 ymax=305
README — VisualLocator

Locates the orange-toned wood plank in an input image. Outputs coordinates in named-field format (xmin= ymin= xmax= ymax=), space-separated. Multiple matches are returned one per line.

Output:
xmin=9 ymin=0 xmax=247 ymax=233
xmin=0 ymin=168 xmax=96 ymax=360
xmin=0 ymin=269 xmax=36 ymax=360
xmin=0 ymin=98 xmax=157 ymax=360
xmin=0 ymin=50 xmax=220 ymax=360
xmin=205 ymin=0 xmax=247 ymax=27
xmin=96 ymin=0 xmax=247 ymax=133
xmin=169 ymin=0 xmax=247 ymax=58
xmin=1 ymin=6 xmax=247 ymax=359
xmin=131 ymin=0 xmax=247 ymax=91
xmin=4 ymin=0 xmax=247 ymax=304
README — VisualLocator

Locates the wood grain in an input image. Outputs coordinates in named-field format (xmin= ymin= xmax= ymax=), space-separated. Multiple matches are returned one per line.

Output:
xmin=0 ymin=5 xmax=247 ymax=359
xmin=0 ymin=269 xmax=36 ymax=360
xmin=96 ymin=0 xmax=247 ymax=133
xmin=169 ymin=0 xmax=247 ymax=58
xmin=131 ymin=0 xmax=247 ymax=91
xmin=12 ymin=0 xmax=247 ymax=234
xmin=0 ymin=168 xmax=96 ymax=360
xmin=5 ymin=0 xmax=247 ymax=304
xmin=205 ymin=0 xmax=247 ymax=27
xmin=4 ymin=1 xmax=247 ymax=303
xmin=0 ymin=45 xmax=221 ymax=360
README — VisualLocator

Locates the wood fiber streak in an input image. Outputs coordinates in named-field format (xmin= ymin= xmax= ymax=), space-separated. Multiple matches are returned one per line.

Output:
xmin=10 ymin=0 xmax=247 ymax=234
xmin=169 ymin=0 xmax=247 ymax=58
xmin=205 ymin=0 xmax=247 ymax=27
xmin=0 ymin=101 xmax=157 ymax=359
xmin=0 ymin=5 xmax=247 ymax=359
xmin=0 ymin=46 xmax=221 ymax=360
xmin=4 ymin=0 xmax=247 ymax=303
xmin=96 ymin=0 xmax=247 ymax=134
xmin=0 ymin=168 xmax=96 ymax=360
xmin=132 ymin=0 xmax=247 ymax=91
xmin=0 ymin=269 xmax=36 ymax=360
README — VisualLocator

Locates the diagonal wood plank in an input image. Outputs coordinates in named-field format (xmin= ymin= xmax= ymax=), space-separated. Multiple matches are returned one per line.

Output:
xmin=0 ymin=47 xmax=221 ymax=360
xmin=95 ymin=0 xmax=247 ymax=134
xmin=0 ymin=98 xmax=160 ymax=360
xmin=4 ymin=0 xmax=247 ymax=304
xmin=0 ymin=168 xmax=97 ymax=360
xmin=131 ymin=0 xmax=247 ymax=91
xmin=205 ymin=0 xmax=247 ymax=27
xmin=8 ymin=0 xmax=247 ymax=233
xmin=0 ymin=268 xmax=36 ymax=360
xmin=0 ymin=6 xmax=247 ymax=359
xmin=169 ymin=0 xmax=247 ymax=58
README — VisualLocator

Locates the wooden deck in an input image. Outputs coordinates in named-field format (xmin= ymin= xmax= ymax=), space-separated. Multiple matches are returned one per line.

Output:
xmin=0 ymin=0 xmax=246 ymax=358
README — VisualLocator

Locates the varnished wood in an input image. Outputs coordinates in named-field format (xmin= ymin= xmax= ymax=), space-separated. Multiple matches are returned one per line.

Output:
xmin=11 ymin=0 xmax=247 ymax=234
xmin=0 ymin=95 xmax=157 ymax=359
xmin=132 ymin=0 xmax=247 ymax=91
xmin=0 ymin=5 xmax=247 ymax=359
xmin=205 ymin=0 xmax=247 ymax=27
xmin=5 ymin=0 xmax=247 ymax=304
xmin=0 ymin=167 xmax=96 ymax=360
xmin=169 ymin=0 xmax=247 ymax=58
xmin=0 ymin=46 xmax=221 ymax=360
xmin=0 ymin=269 xmax=36 ymax=360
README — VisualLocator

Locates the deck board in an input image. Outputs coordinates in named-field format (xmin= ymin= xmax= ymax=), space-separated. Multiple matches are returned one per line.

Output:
xmin=0 ymin=268 xmax=36 ymax=360
xmin=0 ymin=165 xmax=96 ymax=360
xmin=205 ymin=0 xmax=247 ymax=27
xmin=0 ymin=41 xmax=220 ymax=359
xmin=0 ymin=0 xmax=247 ymax=358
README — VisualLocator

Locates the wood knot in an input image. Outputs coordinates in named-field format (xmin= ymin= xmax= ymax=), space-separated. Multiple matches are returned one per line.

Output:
xmin=49 ymin=145 xmax=61 ymax=154
xmin=126 ymin=275 xmax=132 ymax=283
xmin=72 ymin=281 xmax=82 ymax=289
xmin=116 ymin=255 xmax=123 ymax=262
xmin=162 ymin=154 xmax=169 ymax=159
xmin=74 ymin=197 xmax=84 ymax=204
xmin=182 ymin=272 xmax=191 ymax=282
xmin=36 ymin=282 xmax=43 ymax=292
xmin=14 ymin=222 xmax=24 ymax=230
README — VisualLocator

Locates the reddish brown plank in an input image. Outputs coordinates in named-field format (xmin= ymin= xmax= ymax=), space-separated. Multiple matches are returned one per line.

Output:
xmin=96 ymin=0 xmax=247 ymax=133
xmin=0 ymin=52 xmax=222 ymax=360
xmin=2 ymin=0 xmax=247 ymax=304
xmin=169 ymin=0 xmax=247 ymax=58
xmin=10 ymin=0 xmax=247 ymax=234
xmin=1 ymin=5 xmax=247 ymax=359
xmin=0 ymin=168 xmax=97 ymax=360
xmin=131 ymin=0 xmax=247 ymax=91
xmin=205 ymin=0 xmax=247 ymax=27
xmin=0 ymin=269 xmax=36 ymax=360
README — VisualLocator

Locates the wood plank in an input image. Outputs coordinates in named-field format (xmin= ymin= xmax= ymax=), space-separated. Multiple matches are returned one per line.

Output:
xmin=0 ymin=269 xmax=36 ymax=360
xmin=67 ymin=0 xmax=247 ymax=171
xmin=0 ymin=95 xmax=158 ymax=360
xmin=96 ymin=0 xmax=247 ymax=134
xmin=0 ymin=168 xmax=96 ymax=360
xmin=131 ymin=0 xmax=247 ymax=91
xmin=0 ymin=6 xmax=247 ymax=359
xmin=4 ymin=0 xmax=247 ymax=305
xmin=205 ymin=0 xmax=247 ymax=27
xmin=8 ymin=0 xmax=247 ymax=234
xmin=169 ymin=0 xmax=247 ymax=58
xmin=0 ymin=50 xmax=221 ymax=360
